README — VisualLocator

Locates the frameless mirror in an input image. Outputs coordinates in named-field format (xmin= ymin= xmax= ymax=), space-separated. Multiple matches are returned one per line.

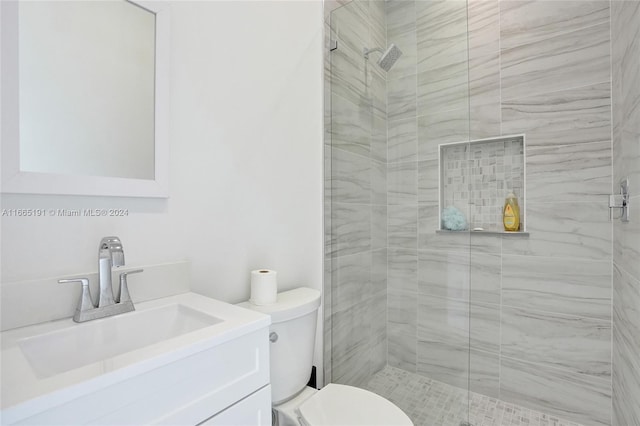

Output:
xmin=1 ymin=0 xmax=169 ymax=197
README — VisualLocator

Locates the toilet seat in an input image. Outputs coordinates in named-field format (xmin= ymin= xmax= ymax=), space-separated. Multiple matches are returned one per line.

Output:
xmin=297 ymin=384 xmax=413 ymax=426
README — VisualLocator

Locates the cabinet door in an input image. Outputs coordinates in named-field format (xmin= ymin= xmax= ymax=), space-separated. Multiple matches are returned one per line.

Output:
xmin=199 ymin=385 xmax=271 ymax=426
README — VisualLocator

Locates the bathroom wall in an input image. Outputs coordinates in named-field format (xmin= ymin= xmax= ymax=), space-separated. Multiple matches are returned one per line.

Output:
xmin=1 ymin=0 xmax=324 ymax=364
xmin=611 ymin=1 xmax=640 ymax=424
xmin=323 ymin=0 xmax=388 ymax=387
xmin=385 ymin=1 xmax=613 ymax=425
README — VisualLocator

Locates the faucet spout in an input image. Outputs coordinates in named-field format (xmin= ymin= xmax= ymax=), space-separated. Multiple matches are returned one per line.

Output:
xmin=98 ymin=236 xmax=125 ymax=307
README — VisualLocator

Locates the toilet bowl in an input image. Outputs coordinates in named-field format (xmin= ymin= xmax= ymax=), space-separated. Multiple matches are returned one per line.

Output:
xmin=240 ymin=287 xmax=413 ymax=426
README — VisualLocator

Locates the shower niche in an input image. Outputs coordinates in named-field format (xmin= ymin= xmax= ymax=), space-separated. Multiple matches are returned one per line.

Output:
xmin=438 ymin=134 xmax=527 ymax=234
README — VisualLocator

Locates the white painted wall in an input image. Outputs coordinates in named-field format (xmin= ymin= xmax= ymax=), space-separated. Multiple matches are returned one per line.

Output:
xmin=1 ymin=0 xmax=324 ymax=372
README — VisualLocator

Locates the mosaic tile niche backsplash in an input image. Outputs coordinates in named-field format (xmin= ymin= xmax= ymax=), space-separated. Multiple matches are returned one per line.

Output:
xmin=440 ymin=135 xmax=525 ymax=231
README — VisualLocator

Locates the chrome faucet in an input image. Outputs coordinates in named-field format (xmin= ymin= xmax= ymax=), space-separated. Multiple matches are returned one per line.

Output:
xmin=98 ymin=236 xmax=124 ymax=307
xmin=59 ymin=236 xmax=143 ymax=322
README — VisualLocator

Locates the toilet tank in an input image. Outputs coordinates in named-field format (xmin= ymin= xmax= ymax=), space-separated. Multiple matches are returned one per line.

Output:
xmin=239 ymin=287 xmax=320 ymax=405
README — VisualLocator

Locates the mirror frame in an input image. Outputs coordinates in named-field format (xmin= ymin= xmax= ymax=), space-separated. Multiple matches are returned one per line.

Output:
xmin=1 ymin=0 xmax=169 ymax=198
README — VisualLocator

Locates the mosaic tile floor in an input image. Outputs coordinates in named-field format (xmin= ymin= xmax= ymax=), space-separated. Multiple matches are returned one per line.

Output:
xmin=362 ymin=366 xmax=584 ymax=426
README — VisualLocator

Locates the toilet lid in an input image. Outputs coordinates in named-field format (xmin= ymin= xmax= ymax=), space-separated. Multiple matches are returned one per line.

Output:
xmin=298 ymin=384 xmax=413 ymax=426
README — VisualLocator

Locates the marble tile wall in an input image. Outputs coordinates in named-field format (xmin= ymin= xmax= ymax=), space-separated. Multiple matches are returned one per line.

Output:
xmin=323 ymin=0 xmax=388 ymax=388
xmin=385 ymin=1 xmax=614 ymax=425
xmin=611 ymin=2 xmax=640 ymax=425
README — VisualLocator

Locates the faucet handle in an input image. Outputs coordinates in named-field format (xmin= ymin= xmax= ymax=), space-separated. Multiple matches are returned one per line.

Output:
xmin=118 ymin=269 xmax=143 ymax=303
xmin=59 ymin=278 xmax=95 ymax=321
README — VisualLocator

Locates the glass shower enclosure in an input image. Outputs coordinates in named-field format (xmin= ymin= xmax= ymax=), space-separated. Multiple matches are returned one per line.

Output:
xmin=325 ymin=1 xmax=634 ymax=425
xmin=325 ymin=1 xmax=474 ymax=424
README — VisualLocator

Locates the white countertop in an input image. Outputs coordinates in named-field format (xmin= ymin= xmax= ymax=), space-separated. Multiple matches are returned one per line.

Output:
xmin=0 ymin=292 xmax=270 ymax=421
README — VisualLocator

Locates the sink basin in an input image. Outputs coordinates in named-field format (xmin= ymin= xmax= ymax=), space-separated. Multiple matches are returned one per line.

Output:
xmin=18 ymin=304 xmax=222 ymax=378
xmin=1 ymin=292 xmax=271 ymax=424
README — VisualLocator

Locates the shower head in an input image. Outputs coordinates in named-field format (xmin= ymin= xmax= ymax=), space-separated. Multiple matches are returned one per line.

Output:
xmin=363 ymin=43 xmax=403 ymax=72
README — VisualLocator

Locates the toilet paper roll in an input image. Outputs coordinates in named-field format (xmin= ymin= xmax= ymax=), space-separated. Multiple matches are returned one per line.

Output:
xmin=250 ymin=269 xmax=278 ymax=305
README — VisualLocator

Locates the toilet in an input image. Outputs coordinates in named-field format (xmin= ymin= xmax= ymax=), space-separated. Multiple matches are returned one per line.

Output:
xmin=240 ymin=287 xmax=413 ymax=426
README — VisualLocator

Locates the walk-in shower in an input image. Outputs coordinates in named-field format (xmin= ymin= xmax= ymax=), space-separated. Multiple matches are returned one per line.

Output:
xmin=325 ymin=0 xmax=639 ymax=425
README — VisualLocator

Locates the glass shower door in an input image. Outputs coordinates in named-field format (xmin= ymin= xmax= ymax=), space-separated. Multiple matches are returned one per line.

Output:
xmin=326 ymin=1 xmax=474 ymax=425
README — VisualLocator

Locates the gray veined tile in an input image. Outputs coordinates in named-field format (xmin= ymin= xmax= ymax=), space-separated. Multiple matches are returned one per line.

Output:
xmin=330 ymin=202 xmax=371 ymax=257
xmin=469 ymin=252 xmax=501 ymax=306
xmin=417 ymin=339 xmax=469 ymax=390
xmin=388 ymin=205 xmax=418 ymax=249
xmin=371 ymin=248 xmax=387 ymax=294
xmin=388 ymin=322 xmax=417 ymax=373
xmin=388 ymin=73 xmax=417 ymax=121
xmin=500 ymin=357 xmax=611 ymax=426
xmin=329 ymin=33 xmax=367 ymax=107
xmin=467 ymin=0 xmax=499 ymax=59
xmin=331 ymin=251 xmax=372 ymax=314
xmin=388 ymin=161 xmax=418 ymax=205
xmin=371 ymin=205 xmax=387 ymax=250
xmin=500 ymin=1 xmax=610 ymax=51
xmin=331 ymin=302 xmax=372 ymax=387
xmin=369 ymin=0 xmax=386 ymax=53
xmin=469 ymin=233 xmax=501 ymax=254
xmin=418 ymin=294 xmax=500 ymax=353
xmin=371 ymin=112 xmax=387 ymax=163
xmin=469 ymin=348 xmax=500 ymax=399
xmin=415 ymin=0 xmax=468 ymax=74
xmin=502 ymin=82 xmax=611 ymax=148
xmin=502 ymin=201 xmax=611 ymax=260
xmin=613 ymin=262 xmax=640 ymax=363
xmin=613 ymin=323 xmax=640 ymax=426
xmin=501 ymin=306 xmax=611 ymax=378
xmin=613 ymin=262 xmax=640 ymax=425
xmin=369 ymin=68 xmax=386 ymax=118
xmin=388 ymin=288 xmax=417 ymax=328
xmin=386 ymin=0 xmax=417 ymax=81
xmin=417 ymin=109 xmax=469 ymax=162
xmin=370 ymin=159 xmax=387 ymax=206
xmin=501 ymin=23 xmax=610 ymax=101
xmin=388 ymin=117 xmax=418 ymax=163
xmin=388 ymin=289 xmax=417 ymax=372
xmin=502 ymin=255 xmax=611 ymax=321
xmin=613 ymin=207 xmax=640 ymax=280
xmin=417 ymin=159 xmax=439 ymax=204
xmin=418 ymin=250 xmax=469 ymax=301
xmin=467 ymin=0 xmax=500 ymax=139
xmin=331 ymin=148 xmax=371 ymax=204
xmin=330 ymin=92 xmax=371 ymax=158
xmin=613 ymin=130 xmax=640 ymax=200
xmin=370 ymin=289 xmax=388 ymax=374
xmin=330 ymin=0 xmax=370 ymax=56
xmin=417 ymin=61 xmax=469 ymax=117
xmin=417 ymin=294 xmax=469 ymax=347
xmin=620 ymin=30 xmax=640 ymax=134
xmin=469 ymin=78 xmax=501 ymax=140
xmin=388 ymin=248 xmax=417 ymax=293
xmin=526 ymin=141 xmax=612 ymax=203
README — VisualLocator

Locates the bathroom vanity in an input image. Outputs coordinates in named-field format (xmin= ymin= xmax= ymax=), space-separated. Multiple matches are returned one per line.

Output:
xmin=0 ymin=293 xmax=272 ymax=425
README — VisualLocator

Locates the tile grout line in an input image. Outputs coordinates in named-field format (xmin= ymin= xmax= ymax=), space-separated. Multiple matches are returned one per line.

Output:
xmin=608 ymin=3 xmax=615 ymax=425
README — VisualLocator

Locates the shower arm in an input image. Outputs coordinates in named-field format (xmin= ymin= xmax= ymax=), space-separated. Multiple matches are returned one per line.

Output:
xmin=363 ymin=47 xmax=384 ymax=59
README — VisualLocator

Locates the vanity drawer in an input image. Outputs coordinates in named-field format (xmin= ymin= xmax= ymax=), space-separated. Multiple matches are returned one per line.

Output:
xmin=199 ymin=385 xmax=271 ymax=426
xmin=14 ymin=327 xmax=270 ymax=425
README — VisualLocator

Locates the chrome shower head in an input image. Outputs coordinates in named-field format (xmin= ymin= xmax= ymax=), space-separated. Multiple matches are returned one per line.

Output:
xmin=377 ymin=43 xmax=402 ymax=71
xmin=364 ymin=43 xmax=403 ymax=72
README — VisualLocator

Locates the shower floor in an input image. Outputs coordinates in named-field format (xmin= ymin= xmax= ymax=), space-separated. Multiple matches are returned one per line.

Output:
xmin=363 ymin=366 xmax=584 ymax=426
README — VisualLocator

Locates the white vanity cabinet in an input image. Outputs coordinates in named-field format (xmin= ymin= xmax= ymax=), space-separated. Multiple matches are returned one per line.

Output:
xmin=0 ymin=293 xmax=272 ymax=425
